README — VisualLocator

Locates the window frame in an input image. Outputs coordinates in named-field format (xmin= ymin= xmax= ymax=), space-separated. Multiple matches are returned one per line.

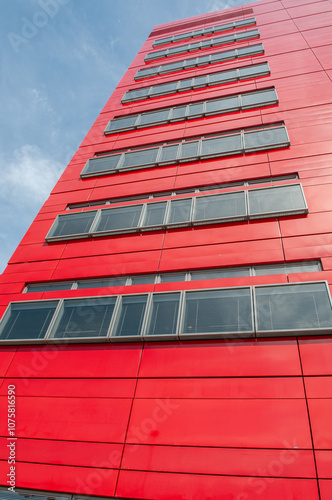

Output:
xmin=254 ymin=281 xmax=332 ymax=336
xmin=45 ymin=183 xmax=308 ymax=242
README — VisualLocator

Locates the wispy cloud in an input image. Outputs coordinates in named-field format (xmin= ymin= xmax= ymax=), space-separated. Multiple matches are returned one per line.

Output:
xmin=1 ymin=144 xmax=63 ymax=204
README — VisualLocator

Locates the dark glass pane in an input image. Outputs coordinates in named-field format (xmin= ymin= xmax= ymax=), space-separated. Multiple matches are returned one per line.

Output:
xmin=236 ymin=18 xmax=256 ymax=27
xmin=0 ymin=489 xmax=70 ymax=500
xmin=212 ymin=34 xmax=235 ymax=46
xmin=178 ymin=78 xmax=194 ymax=91
xmin=192 ymin=75 xmax=208 ymax=87
xmin=49 ymin=211 xmax=97 ymax=238
xmin=170 ymin=106 xmax=187 ymax=121
xmin=159 ymin=273 xmax=187 ymax=283
xmin=214 ymin=22 xmax=234 ymax=32
xmin=160 ymin=61 xmax=183 ymax=73
xmin=188 ymin=102 xmax=204 ymax=117
xmin=147 ymin=49 xmax=166 ymax=60
xmin=253 ymin=265 xmax=287 ymax=276
xmin=122 ymin=88 xmax=149 ymax=102
xmin=179 ymin=141 xmax=199 ymax=160
xmin=210 ymin=49 xmax=236 ymax=62
xmin=155 ymin=36 xmax=173 ymax=46
xmin=168 ymin=45 xmax=187 ymax=56
xmin=173 ymin=33 xmax=190 ymax=42
xmin=168 ymin=198 xmax=192 ymax=224
xmin=122 ymin=147 xmax=159 ymax=168
xmin=159 ymin=144 xmax=179 ymax=163
xmin=209 ymin=69 xmax=237 ymax=84
xmin=106 ymin=115 xmax=138 ymax=132
xmin=248 ymin=185 xmax=305 ymax=216
xmin=139 ymin=109 xmax=170 ymax=126
xmin=238 ymin=63 xmax=269 ymax=79
xmin=188 ymin=41 xmax=201 ymax=51
xmin=205 ymin=96 xmax=240 ymax=114
xmin=27 ymin=282 xmax=73 ymax=292
xmin=113 ymin=295 xmax=148 ymax=337
xmin=255 ymin=283 xmax=332 ymax=332
xmin=239 ymin=44 xmax=264 ymax=56
xmin=201 ymin=39 xmax=213 ymax=48
xmin=142 ymin=202 xmax=167 ymax=227
xmin=77 ymin=278 xmax=127 ymax=289
xmin=183 ymin=288 xmax=253 ymax=334
xmin=151 ymin=81 xmax=178 ymax=96
xmin=95 ymin=205 xmax=142 ymax=232
xmin=244 ymin=126 xmax=289 ymax=151
xmin=195 ymin=54 xmax=210 ymax=66
xmin=194 ymin=192 xmax=246 ymax=221
xmin=131 ymin=276 xmax=156 ymax=285
xmin=0 ymin=302 xmax=57 ymax=340
xmin=191 ymin=268 xmax=250 ymax=280
xmin=146 ymin=293 xmax=181 ymax=336
xmin=236 ymin=29 xmax=259 ymax=41
xmin=201 ymin=133 xmax=242 ymax=157
xmin=241 ymin=89 xmax=277 ymax=108
xmin=285 ymin=262 xmax=321 ymax=274
xmin=136 ymin=66 xmax=158 ymax=78
xmin=50 ymin=298 xmax=116 ymax=339
xmin=84 ymin=155 xmax=121 ymax=174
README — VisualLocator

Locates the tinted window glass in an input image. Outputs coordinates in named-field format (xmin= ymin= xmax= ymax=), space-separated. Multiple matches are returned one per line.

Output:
xmin=194 ymin=192 xmax=246 ymax=221
xmin=255 ymin=283 xmax=332 ymax=332
xmin=95 ymin=205 xmax=142 ymax=232
xmin=84 ymin=155 xmax=121 ymax=174
xmin=205 ymin=96 xmax=239 ymax=114
xmin=0 ymin=490 xmax=70 ymax=500
xmin=241 ymin=89 xmax=277 ymax=108
xmin=159 ymin=144 xmax=179 ymax=163
xmin=122 ymin=148 xmax=158 ymax=168
xmin=191 ymin=268 xmax=250 ymax=280
xmin=107 ymin=115 xmax=137 ymax=131
xmin=27 ymin=282 xmax=73 ymax=292
xmin=180 ymin=141 xmax=199 ymax=160
xmin=131 ymin=276 xmax=156 ymax=285
xmin=142 ymin=202 xmax=167 ymax=226
xmin=168 ymin=198 xmax=192 ymax=224
xmin=49 ymin=211 xmax=96 ymax=238
xmin=77 ymin=278 xmax=127 ymax=289
xmin=159 ymin=273 xmax=187 ymax=283
xmin=244 ymin=126 xmax=289 ymax=151
xmin=171 ymin=106 xmax=187 ymax=121
xmin=50 ymin=298 xmax=116 ymax=339
xmin=183 ymin=288 xmax=253 ymax=334
xmin=139 ymin=109 xmax=170 ymax=125
xmin=248 ymin=185 xmax=305 ymax=216
xmin=113 ymin=295 xmax=148 ymax=337
xmin=0 ymin=302 xmax=57 ymax=340
xmin=146 ymin=293 xmax=180 ymax=336
xmin=201 ymin=134 xmax=242 ymax=157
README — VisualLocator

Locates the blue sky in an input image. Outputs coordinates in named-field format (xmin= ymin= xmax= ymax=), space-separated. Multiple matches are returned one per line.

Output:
xmin=0 ymin=0 xmax=258 ymax=274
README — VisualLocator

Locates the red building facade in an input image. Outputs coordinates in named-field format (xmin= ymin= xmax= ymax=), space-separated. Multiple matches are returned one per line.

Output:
xmin=1 ymin=0 xmax=332 ymax=498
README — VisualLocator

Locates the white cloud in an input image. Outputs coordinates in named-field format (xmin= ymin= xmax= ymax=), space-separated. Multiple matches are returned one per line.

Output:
xmin=0 ymin=144 xmax=64 ymax=205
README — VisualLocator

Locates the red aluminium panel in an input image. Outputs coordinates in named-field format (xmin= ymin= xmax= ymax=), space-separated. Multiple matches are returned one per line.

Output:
xmin=126 ymin=398 xmax=312 ymax=448
xmin=139 ymin=339 xmax=302 ymax=377
xmin=116 ymin=470 xmax=320 ymax=500
xmin=121 ymin=444 xmax=316 ymax=478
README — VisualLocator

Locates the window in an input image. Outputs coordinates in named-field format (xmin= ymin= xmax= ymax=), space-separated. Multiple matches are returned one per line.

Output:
xmin=146 ymin=28 xmax=259 ymax=61
xmin=25 ymin=260 xmax=321 ymax=294
xmin=47 ymin=211 xmax=97 ymax=239
xmin=46 ymin=184 xmax=307 ymax=242
xmin=83 ymin=123 xmax=288 ymax=178
xmin=145 ymin=293 xmax=181 ymax=338
xmin=248 ymin=185 xmax=307 ymax=218
xmin=182 ymin=288 xmax=253 ymax=337
xmin=105 ymin=88 xmax=278 ymax=135
xmin=0 ymin=489 xmax=70 ymax=500
xmin=48 ymin=297 xmax=116 ymax=340
xmin=112 ymin=295 xmax=148 ymax=339
xmin=0 ymin=301 xmax=58 ymax=341
xmin=135 ymin=43 xmax=264 ymax=79
xmin=255 ymin=282 xmax=332 ymax=334
xmin=3 ymin=281 xmax=331 ymax=344
xmin=68 ymin=174 xmax=298 ymax=210
xmin=153 ymin=17 xmax=256 ymax=46
xmin=122 ymin=62 xmax=270 ymax=103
